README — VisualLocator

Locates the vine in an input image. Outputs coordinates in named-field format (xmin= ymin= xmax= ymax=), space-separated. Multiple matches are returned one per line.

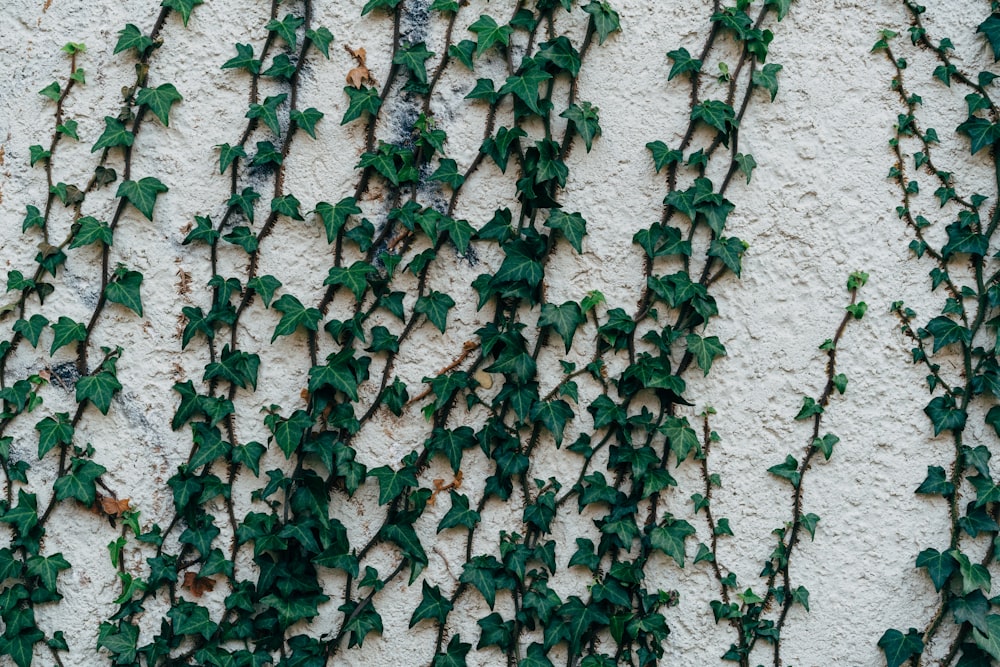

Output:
xmin=0 ymin=0 xmax=880 ymax=665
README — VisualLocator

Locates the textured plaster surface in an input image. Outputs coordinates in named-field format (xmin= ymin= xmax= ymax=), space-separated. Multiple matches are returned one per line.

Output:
xmin=0 ymin=0 xmax=993 ymax=665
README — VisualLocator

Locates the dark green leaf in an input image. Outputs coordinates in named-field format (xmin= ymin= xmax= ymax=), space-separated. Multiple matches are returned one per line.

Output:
xmin=116 ymin=177 xmax=168 ymax=221
xmin=667 ymin=47 xmax=701 ymax=80
xmin=879 ymin=628 xmax=924 ymax=667
xmin=342 ymin=86 xmax=382 ymax=125
xmin=135 ymin=83 xmax=182 ymax=126
xmin=161 ymin=0 xmax=203 ymax=25
xmin=221 ymin=43 xmax=261 ymax=73
xmin=105 ymin=269 xmax=144 ymax=316
xmin=115 ymin=24 xmax=154 ymax=55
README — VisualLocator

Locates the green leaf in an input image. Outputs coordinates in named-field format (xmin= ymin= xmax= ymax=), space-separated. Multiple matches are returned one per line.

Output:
xmin=584 ymin=0 xmax=621 ymax=44
xmin=291 ymin=107 xmax=324 ymax=139
xmin=361 ymin=0 xmax=402 ymax=14
xmin=430 ymin=158 xmax=466 ymax=189
xmin=538 ymin=36 xmax=582 ymax=77
xmin=469 ymin=15 xmax=513 ymax=57
xmin=307 ymin=27 xmax=335 ymax=57
xmin=308 ymin=349 xmax=364 ymax=401
xmin=410 ymin=581 xmax=453 ymax=626
xmin=342 ymin=86 xmax=382 ymax=124
xmin=752 ymin=63 xmax=783 ymax=101
xmin=115 ymin=24 xmax=154 ymax=54
xmin=135 ymin=83 xmax=182 ymax=126
xmin=369 ymin=465 xmax=418 ymax=505
xmin=39 ymin=81 xmax=61 ymax=101
xmin=879 ymin=628 xmax=924 ymax=667
xmin=979 ymin=14 xmax=1000 ymax=61
xmin=35 ymin=413 xmax=73 ymax=458
xmin=735 ymin=153 xmax=757 ymax=183
xmin=415 ymin=291 xmax=455 ymax=332
xmin=168 ymin=600 xmax=216 ymax=640
xmin=916 ymin=466 xmax=955 ymax=496
xmin=106 ymin=269 xmax=144 ymax=316
xmin=646 ymin=141 xmax=682 ymax=172
xmin=916 ymin=548 xmax=956 ymax=592
xmin=529 ymin=400 xmax=574 ymax=446
xmin=324 ymin=261 xmax=376 ymax=302
xmin=660 ymin=417 xmax=699 ymax=462
xmin=433 ymin=635 xmax=472 ymax=667
xmin=708 ymin=237 xmax=745 ymax=277
xmin=216 ymin=143 xmax=247 ymax=174
xmin=545 ymin=210 xmax=587 ymax=253
xmin=98 ymin=622 xmax=138 ymax=664
xmin=221 ymin=43 xmax=261 ymax=73
xmin=188 ymin=422 xmax=232 ymax=470
xmin=116 ymin=177 xmax=168 ymax=221
xmin=76 ymin=371 xmax=122 ymax=415
xmin=957 ymin=117 xmax=1000 ymax=155
xmin=246 ymin=93 xmax=287 ymax=135
xmin=49 ymin=316 xmax=86 ymax=355
xmin=26 ymin=552 xmax=70 ymax=591
xmin=28 ymin=145 xmax=51 ymax=166
xmin=498 ymin=62 xmax=552 ymax=116
xmin=13 ymin=314 xmax=48 ymax=348
xmin=448 ymin=40 xmax=476 ymax=69
xmin=667 ymin=47 xmax=701 ymax=80
xmin=691 ymin=99 xmax=737 ymax=136
xmin=768 ymin=454 xmax=801 ymax=487
xmin=438 ymin=491 xmax=481 ymax=532
xmin=56 ymin=119 xmax=79 ymax=140
xmin=314 ymin=198 xmax=361 ymax=243
xmin=649 ymin=518 xmax=696 ymax=567
xmin=266 ymin=409 xmax=313 ymax=458
xmin=539 ymin=302 xmax=584 ymax=352
xmin=53 ymin=459 xmax=105 ymax=506
xmin=161 ymin=0 xmax=203 ymax=25
xmin=271 ymin=294 xmax=321 ymax=341
xmin=69 ymin=216 xmax=113 ymax=249
xmin=266 ymin=13 xmax=305 ymax=49
xmin=812 ymin=433 xmax=840 ymax=461
xmin=685 ymin=333 xmax=726 ymax=375
xmin=973 ymin=614 xmax=1000 ymax=660
xmin=394 ymin=42 xmax=433 ymax=83
xmin=271 ymin=194 xmax=304 ymax=220
xmin=263 ymin=54 xmax=297 ymax=80
xmin=925 ymin=395 xmax=966 ymax=435
xmin=560 ymin=102 xmax=601 ymax=152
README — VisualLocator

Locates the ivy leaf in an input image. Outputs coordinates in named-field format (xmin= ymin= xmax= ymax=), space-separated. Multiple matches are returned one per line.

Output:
xmin=271 ymin=294 xmax=321 ymax=341
xmin=306 ymin=27 xmax=334 ymax=57
xmin=415 ymin=291 xmax=455 ymax=332
xmin=221 ymin=43 xmax=261 ymax=73
xmin=115 ymin=24 xmax=154 ymax=54
xmin=314 ymin=198 xmax=361 ymax=242
xmin=460 ymin=556 xmax=501 ymax=609
xmin=369 ymin=465 xmax=418 ymax=505
xmin=39 ymin=81 xmax=61 ymax=101
xmin=13 ymin=314 xmax=48 ymax=348
xmin=394 ymin=42 xmax=433 ymax=84
xmin=35 ymin=413 xmax=73 ymax=458
xmin=429 ymin=158 xmax=466 ymax=189
xmin=433 ymin=635 xmax=472 ymax=667
xmin=53 ymin=460 xmax=105 ymax=506
xmin=957 ymin=117 xmax=1000 ymax=155
xmin=973 ymin=615 xmax=1000 ymax=660
xmin=768 ymin=454 xmax=801 ymax=487
xmin=291 ymin=107 xmax=324 ymax=139
xmin=437 ymin=491 xmax=481 ymax=532
xmin=649 ymin=518 xmax=696 ymax=567
xmin=56 ymin=119 xmax=79 ymax=140
xmin=667 ymin=47 xmax=701 ymax=80
xmin=342 ymin=86 xmax=382 ymax=124
xmin=70 ymin=216 xmax=113 ymax=249
xmin=117 ymin=177 xmax=168 ymax=221
xmin=188 ymin=422 xmax=232 ymax=470
xmin=916 ymin=466 xmax=955 ymax=496
xmin=410 ymin=581 xmax=453 ymax=627
xmin=735 ymin=153 xmax=757 ymax=183
xmin=162 ymin=0 xmax=203 ymax=25
xmin=539 ymin=302 xmax=584 ymax=352
xmin=691 ymin=99 xmax=737 ymax=136
xmin=979 ymin=14 xmax=1000 ymax=61
xmin=266 ymin=14 xmax=305 ymax=49
xmin=29 ymin=145 xmax=51 ymax=166
xmin=545 ymin=210 xmax=587 ymax=253
xmin=135 ymin=83 xmax=182 ymax=126
xmin=50 ymin=316 xmax=86 ymax=355
xmin=498 ymin=63 xmax=552 ymax=116
xmin=167 ymin=601 xmax=216 ymax=640
xmin=228 ymin=187 xmax=261 ymax=222
xmin=216 ymin=143 xmax=247 ymax=174
xmin=439 ymin=216 xmax=475 ymax=255
xmin=263 ymin=53 xmax=297 ymax=80
xmin=76 ymin=371 xmax=122 ymax=415
xmin=324 ymin=260 xmax=377 ymax=302
xmin=879 ymin=628 xmax=924 ymax=667
xmin=266 ymin=410 xmax=313 ymax=458
xmin=752 ymin=63 xmax=783 ymax=101
xmin=106 ymin=270 xmax=144 ymax=317
xmin=361 ymin=0 xmax=403 ymax=14
xmin=925 ymin=316 xmax=971 ymax=353
xmin=560 ymin=102 xmax=601 ymax=152
xmin=708 ymin=237 xmax=746 ymax=277
xmin=26 ymin=553 xmax=70 ymax=592
xmin=246 ymin=93 xmax=287 ymax=135
xmin=916 ymin=548 xmax=956 ymax=592
xmin=646 ymin=141 xmax=682 ymax=172
xmin=925 ymin=395 xmax=966 ymax=436
xmin=530 ymin=400 xmax=574 ymax=446
xmin=685 ymin=333 xmax=726 ymax=375
xmin=469 ymin=15 xmax=513 ymax=57
xmin=584 ymin=0 xmax=621 ymax=44
xmin=538 ymin=36 xmax=582 ymax=77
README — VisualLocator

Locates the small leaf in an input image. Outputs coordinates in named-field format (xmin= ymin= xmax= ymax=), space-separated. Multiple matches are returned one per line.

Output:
xmin=161 ymin=0 xmax=204 ymax=26
xmin=116 ymin=177 xmax=168 ymax=221
xmin=469 ymin=15 xmax=513 ymax=57
xmin=291 ymin=108 xmax=324 ymax=139
xmin=105 ymin=270 xmax=144 ymax=316
xmin=342 ymin=86 xmax=381 ymax=124
xmin=667 ymin=47 xmax=701 ymax=80
xmin=879 ymin=628 xmax=924 ymax=667
xmin=92 ymin=117 xmax=135 ymax=153
xmin=135 ymin=83 xmax=183 ymax=126
xmin=415 ymin=291 xmax=455 ymax=332
xmin=221 ymin=43 xmax=261 ymax=73
xmin=115 ymin=24 xmax=154 ymax=55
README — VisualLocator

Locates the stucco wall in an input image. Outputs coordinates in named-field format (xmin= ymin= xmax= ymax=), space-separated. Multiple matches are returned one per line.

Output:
xmin=0 ymin=0 xmax=994 ymax=665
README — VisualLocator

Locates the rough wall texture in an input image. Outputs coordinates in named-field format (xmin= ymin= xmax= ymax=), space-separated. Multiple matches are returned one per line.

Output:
xmin=0 ymin=0 xmax=995 ymax=665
